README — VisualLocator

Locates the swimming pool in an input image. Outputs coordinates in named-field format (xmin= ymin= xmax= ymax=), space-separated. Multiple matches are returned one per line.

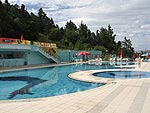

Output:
xmin=0 ymin=63 xmax=113 ymax=100
xmin=93 ymin=71 xmax=150 ymax=79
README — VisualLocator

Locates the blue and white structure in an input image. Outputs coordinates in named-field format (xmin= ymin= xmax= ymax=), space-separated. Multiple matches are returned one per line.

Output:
xmin=0 ymin=38 xmax=58 ymax=67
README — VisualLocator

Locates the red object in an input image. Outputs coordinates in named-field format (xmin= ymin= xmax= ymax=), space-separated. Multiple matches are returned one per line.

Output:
xmin=148 ymin=53 xmax=150 ymax=58
xmin=105 ymin=53 xmax=109 ymax=59
xmin=94 ymin=54 xmax=97 ymax=58
xmin=20 ymin=34 xmax=24 ymax=40
xmin=77 ymin=51 xmax=90 ymax=56
xmin=0 ymin=37 xmax=17 ymax=44
xmin=97 ymin=54 xmax=100 ymax=58
xmin=132 ymin=54 xmax=136 ymax=59
xmin=120 ymin=50 xmax=123 ymax=59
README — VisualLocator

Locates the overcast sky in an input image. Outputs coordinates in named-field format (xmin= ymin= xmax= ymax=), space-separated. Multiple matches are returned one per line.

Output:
xmin=2 ymin=0 xmax=150 ymax=51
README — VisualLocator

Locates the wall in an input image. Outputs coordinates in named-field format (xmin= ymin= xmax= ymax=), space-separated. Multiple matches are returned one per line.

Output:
xmin=0 ymin=59 xmax=25 ymax=67
xmin=58 ymin=50 xmax=102 ymax=62
xmin=0 ymin=50 xmax=26 ymax=67
xmin=0 ymin=44 xmax=56 ymax=67
xmin=26 ymin=51 xmax=51 ymax=65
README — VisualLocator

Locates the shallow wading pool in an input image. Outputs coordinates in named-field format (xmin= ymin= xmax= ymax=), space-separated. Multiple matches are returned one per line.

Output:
xmin=93 ymin=71 xmax=150 ymax=79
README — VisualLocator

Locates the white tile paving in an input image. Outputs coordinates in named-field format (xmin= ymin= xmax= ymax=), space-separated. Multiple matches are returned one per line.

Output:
xmin=0 ymin=62 xmax=150 ymax=113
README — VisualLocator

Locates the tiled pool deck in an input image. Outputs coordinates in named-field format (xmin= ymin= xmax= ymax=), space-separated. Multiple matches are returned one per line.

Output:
xmin=0 ymin=62 xmax=150 ymax=113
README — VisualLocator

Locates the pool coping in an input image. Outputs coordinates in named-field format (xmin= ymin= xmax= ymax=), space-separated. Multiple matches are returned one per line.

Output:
xmin=68 ymin=68 xmax=138 ymax=84
xmin=68 ymin=69 xmax=116 ymax=84
xmin=0 ymin=63 xmax=133 ymax=102
xmin=0 ymin=62 xmax=150 ymax=113
xmin=0 ymin=62 xmax=84 ymax=73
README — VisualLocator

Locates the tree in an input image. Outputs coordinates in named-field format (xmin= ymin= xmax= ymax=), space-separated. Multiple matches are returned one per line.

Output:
xmin=78 ymin=21 xmax=92 ymax=44
xmin=65 ymin=20 xmax=77 ymax=31
xmin=4 ymin=0 xmax=10 ymax=11
xmin=38 ymin=8 xmax=47 ymax=34
xmin=121 ymin=37 xmax=134 ymax=57
xmin=107 ymin=25 xmax=116 ymax=51
xmin=28 ymin=13 xmax=40 ymax=40
xmin=0 ymin=1 xmax=3 ymax=36
xmin=95 ymin=25 xmax=117 ymax=54
xmin=74 ymin=40 xmax=83 ymax=50
xmin=37 ymin=33 xmax=49 ymax=42
xmin=0 ymin=1 xmax=135 ymax=53
xmin=64 ymin=20 xmax=79 ymax=47
xmin=64 ymin=30 xmax=79 ymax=45
xmin=49 ymin=28 xmax=62 ymax=41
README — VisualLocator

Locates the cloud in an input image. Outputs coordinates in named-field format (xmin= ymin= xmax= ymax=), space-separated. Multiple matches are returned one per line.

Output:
xmin=2 ymin=0 xmax=150 ymax=51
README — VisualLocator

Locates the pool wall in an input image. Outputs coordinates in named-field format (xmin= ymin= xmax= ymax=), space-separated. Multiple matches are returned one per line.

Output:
xmin=58 ymin=50 xmax=102 ymax=62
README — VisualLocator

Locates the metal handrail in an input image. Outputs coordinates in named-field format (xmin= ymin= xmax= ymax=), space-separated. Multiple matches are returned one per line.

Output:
xmin=31 ymin=46 xmax=59 ymax=63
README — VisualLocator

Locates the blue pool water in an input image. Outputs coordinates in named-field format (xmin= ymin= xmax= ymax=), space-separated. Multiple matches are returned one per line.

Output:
xmin=93 ymin=71 xmax=150 ymax=79
xmin=0 ymin=63 xmax=113 ymax=100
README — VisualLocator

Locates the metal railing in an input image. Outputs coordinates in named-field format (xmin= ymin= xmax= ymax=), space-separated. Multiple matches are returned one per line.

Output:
xmin=31 ymin=46 xmax=59 ymax=63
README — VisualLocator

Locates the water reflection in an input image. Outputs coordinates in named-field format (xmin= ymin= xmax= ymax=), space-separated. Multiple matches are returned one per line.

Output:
xmin=94 ymin=71 xmax=148 ymax=79
xmin=0 ymin=76 xmax=47 ymax=99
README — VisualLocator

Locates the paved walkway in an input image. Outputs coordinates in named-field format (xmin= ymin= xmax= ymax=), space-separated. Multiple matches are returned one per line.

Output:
xmin=0 ymin=62 xmax=150 ymax=113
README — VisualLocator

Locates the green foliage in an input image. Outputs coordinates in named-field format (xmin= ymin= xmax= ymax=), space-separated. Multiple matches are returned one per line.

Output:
xmin=37 ymin=33 xmax=49 ymax=42
xmin=65 ymin=20 xmax=77 ymax=31
xmin=0 ymin=1 xmax=135 ymax=55
xmin=94 ymin=45 xmax=107 ymax=52
xmin=0 ymin=2 xmax=56 ymax=40
xmin=49 ymin=27 xmax=62 ymax=41
xmin=121 ymin=37 xmax=134 ymax=57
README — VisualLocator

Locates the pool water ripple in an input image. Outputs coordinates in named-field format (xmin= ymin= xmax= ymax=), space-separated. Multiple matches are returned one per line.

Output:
xmin=93 ymin=71 xmax=150 ymax=79
xmin=0 ymin=63 xmax=111 ymax=100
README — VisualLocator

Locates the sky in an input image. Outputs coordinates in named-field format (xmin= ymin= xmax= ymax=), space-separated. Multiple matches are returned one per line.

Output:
xmin=2 ymin=0 xmax=150 ymax=51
